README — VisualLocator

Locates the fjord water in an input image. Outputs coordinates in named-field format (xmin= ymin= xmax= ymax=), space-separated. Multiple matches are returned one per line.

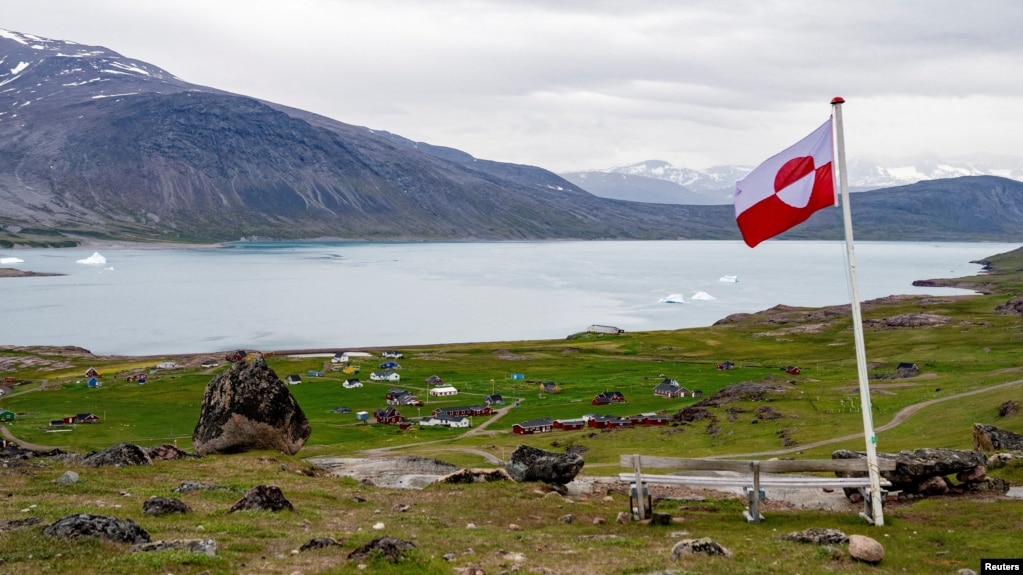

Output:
xmin=2 ymin=241 xmax=1016 ymax=356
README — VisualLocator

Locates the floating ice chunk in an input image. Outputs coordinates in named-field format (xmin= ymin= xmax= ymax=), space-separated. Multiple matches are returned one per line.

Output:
xmin=691 ymin=291 xmax=716 ymax=301
xmin=659 ymin=293 xmax=685 ymax=304
xmin=0 ymin=256 xmax=24 ymax=264
xmin=76 ymin=252 xmax=106 ymax=265
xmin=718 ymin=275 xmax=739 ymax=283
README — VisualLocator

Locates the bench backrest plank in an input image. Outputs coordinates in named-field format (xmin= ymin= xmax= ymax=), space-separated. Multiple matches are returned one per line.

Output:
xmin=620 ymin=454 xmax=897 ymax=473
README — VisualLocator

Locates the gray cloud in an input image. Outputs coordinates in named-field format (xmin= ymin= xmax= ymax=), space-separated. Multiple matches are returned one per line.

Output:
xmin=5 ymin=0 xmax=1022 ymax=172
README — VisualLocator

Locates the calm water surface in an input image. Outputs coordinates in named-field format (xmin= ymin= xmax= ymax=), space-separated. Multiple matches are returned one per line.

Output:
xmin=2 ymin=241 xmax=1016 ymax=356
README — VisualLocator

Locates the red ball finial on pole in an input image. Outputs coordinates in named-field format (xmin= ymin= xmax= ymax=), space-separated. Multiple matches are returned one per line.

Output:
xmin=831 ymin=96 xmax=846 ymax=105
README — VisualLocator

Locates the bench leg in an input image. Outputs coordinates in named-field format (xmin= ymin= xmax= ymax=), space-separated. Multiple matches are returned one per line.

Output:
xmin=857 ymin=487 xmax=885 ymax=525
xmin=743 ymin=487 xmax=764 ymax=523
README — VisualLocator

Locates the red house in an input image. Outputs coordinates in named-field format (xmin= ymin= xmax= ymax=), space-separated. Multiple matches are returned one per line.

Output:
xmin=553 ymin=418 xmax=586 ymax=431
xmin=373 ymin=407 xmax=405 ymax=424
xmin=512 ymin=418 xmax=554 ymax=435
xmin=432 ymin=405 xmax=493 ymax=418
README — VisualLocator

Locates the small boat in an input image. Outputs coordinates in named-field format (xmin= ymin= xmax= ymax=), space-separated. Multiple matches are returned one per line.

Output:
xmin=718 ymin=275 xmax=739 ymax=283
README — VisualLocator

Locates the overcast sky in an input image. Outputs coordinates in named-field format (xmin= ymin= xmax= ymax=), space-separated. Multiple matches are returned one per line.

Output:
xmin=6 ymin=1 xmax=1023 ymax=173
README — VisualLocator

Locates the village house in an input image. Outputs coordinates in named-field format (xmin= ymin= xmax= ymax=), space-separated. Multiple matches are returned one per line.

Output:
xmin=592 ymin=391 xmax=626 ymax=405
xmin=124 ymin=373 xmax=148 ymax=383
xmin=156 ymin=361 xmax=179 ymax=370
xmin=432 ymin=405 xmax=493 ymax=418
xmin=428 ymin=385 xmax=458 ymax=397
xmin=370 ymin=370 xmax=400 ymax=382
xmin=85 ymin=367 xmax=100 ymax=377
xmin=553 ymin=418 xmax=586 ymax=431
xmin=425 ymin=375 xmax=445 ymax=386
xmin=587 ymin=324 xmax=625 ymax=335
xmin=587 ymin=415 xmax=632 ymax=429
xmin=0 ymin=408 xmax=15 ymax=422
xmin=419 ymin=415 xmax=470 ymax=428
xmin=538 ymin=381 xmax=562 ymax=394
xmin=331 ymin=352 xmax=349 ymax=364
xmin=373 ymin=407 xmax=405 ymax=425
xmin=381 ymin=350 xmax=404 ymax=359
xmin=226 ymin=350 xmax=248 ymax=362
xmin=485 ymin=394 xmax=504 ymax=405
xmin=342 ymin=378 xmax=363 ymax=389
xmin=512 ymin=418 xmax=554 ymax=435
xmin=653 ymin=378 xmax=686 ymax=398
xmin=379 ymin=361 xmax=401 ymax=370
xmin=285 ymin=374 xmax=302 ymax=385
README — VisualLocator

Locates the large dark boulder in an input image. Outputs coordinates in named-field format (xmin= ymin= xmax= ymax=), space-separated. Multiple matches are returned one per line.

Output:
xmin=42 ymin=514 xmax=151 ymax=544
xmin=192 ymin=358 xmax=311 ymax=455
xmin=833 ymin=448 xmax=989 ymax=492
xmin=228 ymin=485 xmax=294 ymax=513
xmin=504 ymin=445 xmax=584 ymax=485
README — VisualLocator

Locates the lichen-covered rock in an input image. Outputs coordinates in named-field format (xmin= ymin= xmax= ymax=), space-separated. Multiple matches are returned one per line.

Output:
xmin=228 ymin=485 xmax=294 ymax=513
xmin=347 ymin=536 xmax=416 ymax=562
xmin=780 ymin=527 xmax=849 ymax=545
xmin=671 ymin=537 xmax=732 ymax=559
xmin=974 ymin=423 xmax=1023 ymax=453
xmin=504 ymin=445 xmax=583 ymax=485
xmin=192 ymin=358 xmax=311 ymax=455
xmin=133 ymin=538 xmax=216 ymax=556
xmin=82 ymin=443 xmax=152 ymax=467
xmin=142 ymin=496 xmax=192 ymax=516
xmin=42 ymin=514 xmax=151 ymax=544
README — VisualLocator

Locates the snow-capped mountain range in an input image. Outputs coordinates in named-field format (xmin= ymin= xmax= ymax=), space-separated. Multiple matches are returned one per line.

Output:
xmin=561 ymin=156 xmax=1023 ymax=205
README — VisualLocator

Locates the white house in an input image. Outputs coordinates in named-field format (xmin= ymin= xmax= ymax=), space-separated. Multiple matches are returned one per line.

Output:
xmin=342 ymin=379 xmax=363 ymax=389
xmin=370 ymin=370 xmax=401 ymax=382
xmin=285 ymin=374 xmax=302 ymax=385
xmin=428 ymin=385 xmax=459 ymax=397
xmin=155 ymin=361 xmax=178 ymax=369
xmin=420 ymin=415 xmax=470 ymax=428
xmin=331 ymin=352 xmax=349 ymax=364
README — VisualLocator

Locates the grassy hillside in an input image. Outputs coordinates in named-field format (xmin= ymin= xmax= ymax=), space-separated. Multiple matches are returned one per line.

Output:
xmin=2 ymin=245 xmax=1023 ymax=574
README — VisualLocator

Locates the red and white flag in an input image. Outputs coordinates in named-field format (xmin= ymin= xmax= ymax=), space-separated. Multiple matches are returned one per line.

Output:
xmin=734 ymin=119 xmax=836 ymax=247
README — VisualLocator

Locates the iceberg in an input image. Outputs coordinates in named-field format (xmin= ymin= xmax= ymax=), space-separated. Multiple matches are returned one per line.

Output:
xmin=659 ymin=293 xmax=685 ymax=304
xmin=718 ymin=275 xmax=739 ymax=283
xmin=691 ymin=291 xmax=716 ymax=301
xmin=0 ymin=257 xmax=24 ymax=264
xmin=76 ymin=252 xmax=107 ymax=265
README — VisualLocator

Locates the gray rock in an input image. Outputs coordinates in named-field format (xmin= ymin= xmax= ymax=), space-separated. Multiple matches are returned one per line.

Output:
xmin=228 ymin=485 xmax=294 ymax=513
xmin=833 ymin=448 xmax=987 ymax=491
xmin=42 ymin=513 xmax=151 ymax=544
xmin=347 ymin=536 xmax=416 ymax=562
xmin=848 ymin=534 xmax=884 ymax=564
xmin=671 ymin=537 xmax=732 ymax=559
xmin=82 ymin=443 xmax=152 ymax=467
xmin=299 ymin=537 xmax=341 ymax=552
xmin=142 ymin=496 xmax=192 ymax=516
xmin=780 ymin=527 xmax=848 ymax=545
xmin=504 ymin=444 xmax=584 ymax=485
xmin=974 ymin=423 xmax=1023 ymax=453
xmin=192 ymin=358 xmax=311 ymax=455
xmin=133 ymin=538 xmax=217 ymax=556
xmin=56 ymin=470 xmax=79 ymax=485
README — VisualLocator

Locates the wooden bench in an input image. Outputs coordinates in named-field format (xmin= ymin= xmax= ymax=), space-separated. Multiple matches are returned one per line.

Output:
xmin=619 ymin=454 xmax=896 ymax=524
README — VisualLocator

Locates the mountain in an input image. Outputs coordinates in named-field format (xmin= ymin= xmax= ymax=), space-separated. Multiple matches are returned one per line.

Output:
xmin=2 ymin=29 xmax=1023 ymax=247
xmin=562 ymin=157 xmax=1023 ymax=205
xmin=0 ymin=29 xmax=736 ymax=245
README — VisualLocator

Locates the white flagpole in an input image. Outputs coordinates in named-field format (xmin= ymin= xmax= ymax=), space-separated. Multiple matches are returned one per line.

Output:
xmin=831 ymin=96 xmax=885 ymax=526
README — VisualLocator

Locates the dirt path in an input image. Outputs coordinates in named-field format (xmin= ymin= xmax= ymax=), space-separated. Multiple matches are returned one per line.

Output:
xmin=717 ymin=378 xmax=1023 ymax=459
xmin=1 ymin=425 xmax=67 ymax=451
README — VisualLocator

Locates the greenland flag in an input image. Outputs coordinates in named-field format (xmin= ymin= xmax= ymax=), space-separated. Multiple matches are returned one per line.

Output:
xmin=734 ymin=119 xmax=836 ymax=247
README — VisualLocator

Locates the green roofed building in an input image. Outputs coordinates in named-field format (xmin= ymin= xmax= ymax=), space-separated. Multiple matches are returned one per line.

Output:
xmin=0 ymin=409 xmax=15 ymax=422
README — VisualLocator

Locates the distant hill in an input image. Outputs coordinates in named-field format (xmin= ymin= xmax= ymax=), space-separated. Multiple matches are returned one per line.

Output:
xmin=1 ymin=29 xmax=1022 ymax=246
xmin=562 ymin=157 xmax=1023 ymax=205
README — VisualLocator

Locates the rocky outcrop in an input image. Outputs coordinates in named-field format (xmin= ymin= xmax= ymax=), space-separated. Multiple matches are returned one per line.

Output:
xmin=671 ymin=537 xmax=733 ymax=559
xmin=142 ymin=496 xmax=192 ymax=516
xmin=82 ymin=443 xmax=152 ymax=467
xmin=693 ymin=382 xmax=787 ymax=407
xmin=832 ymin=448 xmax=1004 ymax=496
xmin=42 ymin=514 xmax=151 ymax=544
xmin=347 ymin=537 xmax=416 ymax=563
xmin=505 ymin=445 xmax=584 ymax=485
xmin=133 ymin=539 xmax=217 ymax=556
xmin=974 ymin=423 xmax=1023 ymax=452
xmin=780 ymin=527 xmax=848 ymax=545
xmin=228 ymin=485 xmax=294 ymax=513
xmin=192 ymin=358 xmax=311 ymax=455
